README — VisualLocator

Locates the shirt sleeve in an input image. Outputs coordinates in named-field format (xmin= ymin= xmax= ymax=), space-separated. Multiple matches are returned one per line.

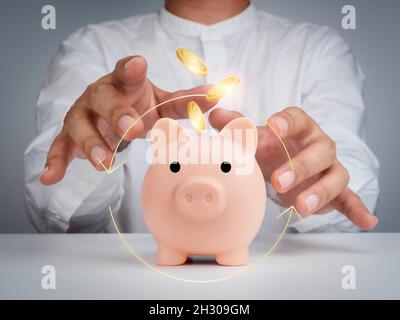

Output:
xmin=289 ymin=28 xmax=380 ymax=233
xmin=24 ymin=25 xmax=127 ymax=233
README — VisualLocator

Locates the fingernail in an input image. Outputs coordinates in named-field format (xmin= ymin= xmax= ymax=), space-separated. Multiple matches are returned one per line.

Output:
xmin=40 ymin=166 xmax=49 ymax=177
xmin=272 ymin=117 xmax=288 ymax=135
xmin=371 ymin=215 xmax=379 ymax=225
xmin=278 ymin=170 xmax=295 ymax=190
xmin=119 ymin=115 xmax=136 ymax=133
xmin=363 ymin=215 xmax=379 ymax=231
xmin=305 ymin=194 xmax=319 ymax=214
xmin=90 ymin=146 xmax=107 ymax=164
xmin=124 ymin=57 xmax=137 ymax=70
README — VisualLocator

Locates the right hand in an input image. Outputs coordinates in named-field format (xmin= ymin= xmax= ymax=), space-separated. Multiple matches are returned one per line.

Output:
xmin=40 ymin=56 xmax=217 ymax=185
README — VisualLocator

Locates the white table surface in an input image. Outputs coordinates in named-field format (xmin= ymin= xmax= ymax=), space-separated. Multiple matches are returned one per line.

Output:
xmin=0 ymin=233 xmax=399 ymax=299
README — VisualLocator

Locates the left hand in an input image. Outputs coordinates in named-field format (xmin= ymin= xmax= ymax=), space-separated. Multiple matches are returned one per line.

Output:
xmin=209 ymin=106 xmax=378 ymax=230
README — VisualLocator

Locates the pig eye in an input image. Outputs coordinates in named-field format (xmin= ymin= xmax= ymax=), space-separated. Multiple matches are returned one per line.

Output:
xmin=220 ymin=161 xmax=231 ymax=173
xmin=170 ymin=161 xmax=181 ymax=173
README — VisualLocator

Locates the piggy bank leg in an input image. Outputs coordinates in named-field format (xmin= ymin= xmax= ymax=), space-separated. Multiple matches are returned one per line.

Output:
xmin=216 ymin=248 xmax=249 ymax=266
xmin=156 ymin=245 xmax=187 ymax=266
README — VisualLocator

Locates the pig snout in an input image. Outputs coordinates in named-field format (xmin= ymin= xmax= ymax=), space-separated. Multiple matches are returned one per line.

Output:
xmin=175 ymin=176 xmax=226 ymax=223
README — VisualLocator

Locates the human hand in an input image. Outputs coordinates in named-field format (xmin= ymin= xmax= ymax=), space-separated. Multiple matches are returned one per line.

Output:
xmin=210 ymin=106 xmax=379 ymax=230
xmin=40 ymin=56 xmax=216 ymax=185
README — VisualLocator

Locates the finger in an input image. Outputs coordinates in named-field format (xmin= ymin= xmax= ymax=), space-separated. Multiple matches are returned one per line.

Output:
xmin=65 ymin=108 xmax=113 ymax=170
xmin=209 ymin=108 xmax=244 ymax=131
xmin=332 ymin=187 xmax=379 ymax=230
xmin=40 ymin=130 xmax=73 ymax=185
xmin=271 ymin=137 xmax=336 ymax=193
xmin=112 ymin=56 xmax=148 ymax=97
xmin=96 ymin=118 xmax=121 ymax=149
xmin=267 ymin=106 xmax=318 ymax=140
xmin=88 ymin=83 xmax=144 ymax=140
xmin=157 ymin=85 xmax=219 ymax=119
xmin=294 ymin=161 xmax=350 ymax=216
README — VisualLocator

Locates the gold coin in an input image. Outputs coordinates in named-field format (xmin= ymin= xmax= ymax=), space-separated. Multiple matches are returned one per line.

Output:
xmin=176 ymin=48 xmax=208 ymax=76
xmin=206 ymin=76 xmax=240 ymax=101
xmin=186 ymin=101 xmax=207 ymax=133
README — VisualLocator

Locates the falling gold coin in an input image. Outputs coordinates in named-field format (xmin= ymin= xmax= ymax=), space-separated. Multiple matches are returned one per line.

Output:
xmin=187 ymin=101 xmax=207 ymax=133
xmin=206 ymin=76 xmax=240 ymax=101
xmin=176 ymin=48 xmax=208 ymax=76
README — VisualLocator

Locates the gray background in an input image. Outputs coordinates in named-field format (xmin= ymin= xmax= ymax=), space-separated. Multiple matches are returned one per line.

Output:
xmin=0 ymin=0 xmax=398 ymax=233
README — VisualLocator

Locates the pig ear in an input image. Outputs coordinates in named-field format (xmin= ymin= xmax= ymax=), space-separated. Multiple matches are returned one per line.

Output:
xmin=150 ymin=118 xmax=189 ymax=153
xmin=219 ymin=117 xmax=258 ymax=155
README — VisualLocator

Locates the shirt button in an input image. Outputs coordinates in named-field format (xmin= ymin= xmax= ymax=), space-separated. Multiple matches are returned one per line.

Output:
xmin=205 ymin=28 xmax=220 ymax=37
xmin=207 ymin=29 xmax=215 ymax=35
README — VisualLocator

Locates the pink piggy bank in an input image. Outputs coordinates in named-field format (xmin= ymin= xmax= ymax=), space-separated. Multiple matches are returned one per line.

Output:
xmin=141 ymin=117 xmax=266 ymax=266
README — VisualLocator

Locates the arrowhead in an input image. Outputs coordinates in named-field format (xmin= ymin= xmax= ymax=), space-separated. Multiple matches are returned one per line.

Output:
xmin=276 ymin=205 xmax=303 ymax=222
xmin=97 ymin=158 xmax=127 ymax=175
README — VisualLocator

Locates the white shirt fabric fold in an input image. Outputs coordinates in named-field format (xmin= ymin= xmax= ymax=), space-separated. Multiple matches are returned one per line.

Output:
xmin=24 ymin=4 xmax=380 ymax=233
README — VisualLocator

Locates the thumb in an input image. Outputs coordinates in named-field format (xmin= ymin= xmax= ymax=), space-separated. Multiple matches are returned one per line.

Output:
xmin=209 ymin=108 xmax=244 ymax=131
xmin=112 ymin=56 xmax=148 ymax=96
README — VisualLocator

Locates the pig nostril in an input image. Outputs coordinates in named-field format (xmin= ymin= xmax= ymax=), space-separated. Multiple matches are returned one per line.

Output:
xmin=185 ymin=194 xmax=193 ymax=204
xmin=204 ymin=193 xmax=213 ymax=204
xmin=175 ymin=178 xmax=226 ymax=222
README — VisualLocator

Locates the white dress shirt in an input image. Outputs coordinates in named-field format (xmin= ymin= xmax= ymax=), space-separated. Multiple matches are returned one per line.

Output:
xmin=24 ymin=4 xmax=380 ymax=233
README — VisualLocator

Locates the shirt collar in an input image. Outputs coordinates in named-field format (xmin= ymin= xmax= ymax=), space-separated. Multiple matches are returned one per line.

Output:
xmin=159 ymin=3 xmax=257 ymax=38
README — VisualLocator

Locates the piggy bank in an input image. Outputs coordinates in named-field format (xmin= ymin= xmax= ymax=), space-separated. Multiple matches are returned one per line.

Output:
xmin=141 ymin=117 xmax=266 ymax=266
